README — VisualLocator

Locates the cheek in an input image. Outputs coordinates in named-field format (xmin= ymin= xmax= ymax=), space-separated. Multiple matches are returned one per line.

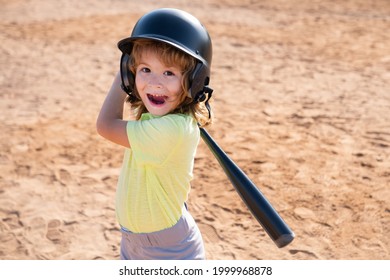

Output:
xmin=170 ymin=85 xmax=182 ymax=97
xmin=168 ymin=78 xmax=183 ymax=96
xmin=135 ymin=75 xmax=144 ymax=88
xmin=135 ymin=75 xmax=148 ymax=96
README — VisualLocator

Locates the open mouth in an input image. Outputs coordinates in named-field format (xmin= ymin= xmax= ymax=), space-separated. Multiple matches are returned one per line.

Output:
xmin=147 ymin=94 xmax=167 ymax=105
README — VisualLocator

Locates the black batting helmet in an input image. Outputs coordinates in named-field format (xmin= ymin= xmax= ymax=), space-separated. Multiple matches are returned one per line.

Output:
xmin=117 ymin=8 xmax=213 ymax=102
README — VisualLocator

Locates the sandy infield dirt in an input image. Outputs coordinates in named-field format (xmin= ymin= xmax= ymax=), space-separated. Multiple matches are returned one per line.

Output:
xmin=1 ymin=0 xmax=389 ymax=259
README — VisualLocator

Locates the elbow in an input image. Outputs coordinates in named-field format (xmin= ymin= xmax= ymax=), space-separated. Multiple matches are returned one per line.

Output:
xmin=96 ymin=116 xmax=107 ymax=138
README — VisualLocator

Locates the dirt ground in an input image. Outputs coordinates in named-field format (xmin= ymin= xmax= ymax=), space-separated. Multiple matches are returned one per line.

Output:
xmin=1 ymin=0 xmax=389 ymax=260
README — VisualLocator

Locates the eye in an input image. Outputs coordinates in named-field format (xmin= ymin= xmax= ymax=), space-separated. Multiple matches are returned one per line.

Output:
xmin=164 ymin=70 xmax=175 ymax=76
xmin=140 ymin=67 xmax=150 ymax=73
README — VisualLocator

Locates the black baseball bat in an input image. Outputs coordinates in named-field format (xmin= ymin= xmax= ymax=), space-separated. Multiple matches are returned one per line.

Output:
xmin=200 ymin=127 xmax=295 ymax=248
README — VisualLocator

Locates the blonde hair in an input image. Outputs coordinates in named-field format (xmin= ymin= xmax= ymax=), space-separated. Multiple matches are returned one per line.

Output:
xmin=126 ymin=39 xmax=212 ymax=127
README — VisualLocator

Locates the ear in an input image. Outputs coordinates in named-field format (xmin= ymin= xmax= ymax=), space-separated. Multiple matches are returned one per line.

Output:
xmin=189 ymin=62 xmax=210 ymax=99
xmin=119 ymin=53 xmax=135 ymax=95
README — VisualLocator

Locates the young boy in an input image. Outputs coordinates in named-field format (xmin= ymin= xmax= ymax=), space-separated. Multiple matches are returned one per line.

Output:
xmin=96 ymin=8 xmax=213 ymax=260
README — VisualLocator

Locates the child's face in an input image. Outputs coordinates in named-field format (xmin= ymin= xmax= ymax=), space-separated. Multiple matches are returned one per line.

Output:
xmin=135 ymin=49 xmax=183 ymax=116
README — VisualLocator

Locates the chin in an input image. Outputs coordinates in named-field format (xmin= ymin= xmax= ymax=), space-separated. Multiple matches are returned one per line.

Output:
xmin=146 ymin=102 xmax=177 ymax=116
xmin=146 ymin=106 xmax=171 ymax=116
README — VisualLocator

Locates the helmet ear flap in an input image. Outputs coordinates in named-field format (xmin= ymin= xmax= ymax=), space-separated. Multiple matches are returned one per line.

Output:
xmin=189 ymin=62 xmax=211 ymax=100
xmin=120 ymin=53 xmax=135 ymax=96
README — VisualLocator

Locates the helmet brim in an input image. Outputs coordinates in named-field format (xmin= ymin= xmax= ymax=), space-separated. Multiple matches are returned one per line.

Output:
xmin=117 ymin=35 xmax=209 ymax=67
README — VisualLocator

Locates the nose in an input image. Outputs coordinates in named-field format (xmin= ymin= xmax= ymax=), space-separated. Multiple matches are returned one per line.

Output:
xmin=147 ymin=73 xmax=163 ymax=88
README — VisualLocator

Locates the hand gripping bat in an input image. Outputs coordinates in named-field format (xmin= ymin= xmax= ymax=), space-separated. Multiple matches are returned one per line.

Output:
xmin=200 ymin=127 xmax=295 ymax=248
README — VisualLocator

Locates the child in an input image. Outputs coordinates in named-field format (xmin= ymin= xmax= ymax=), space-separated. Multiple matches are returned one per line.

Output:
xmin=96 ymin=8 xmax=213 ymax=260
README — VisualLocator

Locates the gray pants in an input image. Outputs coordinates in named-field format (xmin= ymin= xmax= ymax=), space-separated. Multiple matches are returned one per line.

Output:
xmin=120 ymin=208 xmax=205 ymax=260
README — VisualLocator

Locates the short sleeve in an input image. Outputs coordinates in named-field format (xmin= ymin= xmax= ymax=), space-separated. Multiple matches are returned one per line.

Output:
xmin=126 ymin=114 xmax=188 ymax=165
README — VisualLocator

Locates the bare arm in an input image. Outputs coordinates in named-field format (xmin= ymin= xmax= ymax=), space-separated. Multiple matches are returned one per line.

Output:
xmin=96 ymin=72 xmax=130 ymax=148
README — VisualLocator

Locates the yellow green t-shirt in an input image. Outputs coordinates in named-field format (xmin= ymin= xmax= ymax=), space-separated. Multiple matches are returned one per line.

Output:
xmin=115 ymin=113 xmax=200 ymax=233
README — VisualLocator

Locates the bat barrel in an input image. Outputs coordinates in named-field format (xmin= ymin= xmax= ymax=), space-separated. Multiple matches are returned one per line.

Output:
xmin=200 ymin=127 xmax=295 ymax=248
